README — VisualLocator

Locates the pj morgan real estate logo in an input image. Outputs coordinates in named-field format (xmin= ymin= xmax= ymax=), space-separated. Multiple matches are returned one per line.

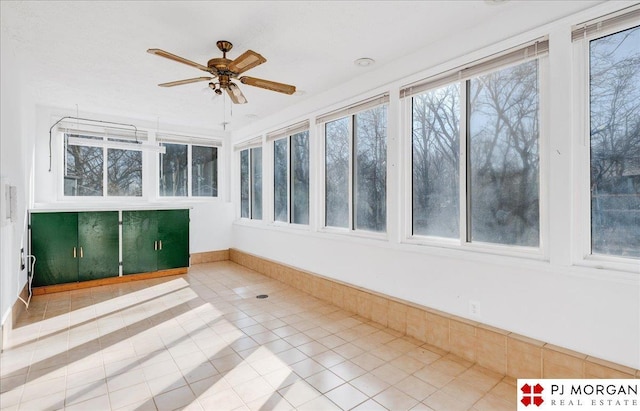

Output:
xmin=517 ymin=379 xmax=639 ymax=410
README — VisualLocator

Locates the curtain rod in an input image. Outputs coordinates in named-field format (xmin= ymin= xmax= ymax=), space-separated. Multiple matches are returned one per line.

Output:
xmin=48 ymin=116 xmax=139 ymax=172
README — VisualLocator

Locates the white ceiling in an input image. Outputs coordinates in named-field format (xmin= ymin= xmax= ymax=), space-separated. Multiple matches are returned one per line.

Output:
xmin=1 ymin=1 xmax=603 ymax=134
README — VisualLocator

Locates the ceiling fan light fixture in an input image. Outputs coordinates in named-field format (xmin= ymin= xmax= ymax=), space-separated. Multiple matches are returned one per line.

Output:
xmin=227 ymin=83 xmax=248 ymax=104
xmin=230 ymin=83 xmax=243 ymax=97
xmin=354 ymin=57 xmax=375 ymax=67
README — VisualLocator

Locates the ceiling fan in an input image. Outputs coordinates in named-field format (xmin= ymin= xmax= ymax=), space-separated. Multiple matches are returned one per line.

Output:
xmin=147 ymin=40 xmax=296 ymax=104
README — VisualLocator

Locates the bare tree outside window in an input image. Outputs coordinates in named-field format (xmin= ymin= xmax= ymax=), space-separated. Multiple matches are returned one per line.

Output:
xmin=273 ymin=132 xmax=309 ymax=225
xmin=159 ymin=143 xmax=187 ymax=196
xmin=240 ymin=149 xmax=250 ymax=218
xmin=355 ymin=106 xmax=387 ymax=232
xmin=274 ymin=138 xmax=288 ymax=222
xmin=326 ymin=118 xmax=350 ymax=228
xmin=469 ymin=60 xmax=540 ymax=247
xmin=65 ymin=137 xmax=103 ymax=196
xmin=292 ymin=131 xmax=310 ymax=225
xmin=412 ymin=84 xmax=460 ymax=238
xmin=192 ymin=145 xmax=217 ymax=197
xmin=590 ymin=26 xmax=640 ymax=258
xmin=107 ymin=148 xmax=142 ymax=196
xmin=251 ymin=147 xmax=263 ymax=220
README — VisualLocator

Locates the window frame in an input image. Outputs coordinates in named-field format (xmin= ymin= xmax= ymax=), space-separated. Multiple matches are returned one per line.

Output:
xmin=157 ymin=140 xmax=220 ymax=199
xmin=61 ymin=132 xmax=145 ymax=200
xmin=319 ymin=100 xmax=389 ymax=238
xmin=272 ymin=129 xmax=311 ymax=226
xmin=402 ymin=43 xmax=550 ymax=260
xmin=573 ymin=16 xmax=640 ymax=270
xmin=238 ymin=144 xmax=263 ymax=220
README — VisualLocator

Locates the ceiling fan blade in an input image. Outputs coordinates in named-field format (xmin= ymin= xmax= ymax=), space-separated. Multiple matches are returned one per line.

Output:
xmin=227 ymin=83 xmax=248 ymax=104
xmin=158 ymin=77 xmax=215 ymax=87
xmin=239 ymin=76 xmax=296 ymax=95
xmin=228 ymin=50 xmax=266 ymax=74
xmin=147 ymin=48 xmax=210 ymax=72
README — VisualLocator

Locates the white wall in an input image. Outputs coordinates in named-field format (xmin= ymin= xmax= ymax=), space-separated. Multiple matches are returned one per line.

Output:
xmin=1 ymin=36 xmax=35 ymax=332
xmin=231 ymin=3 xmax=640 ymax=369
xmin=31 ymin=106 xmax=235 ymax=254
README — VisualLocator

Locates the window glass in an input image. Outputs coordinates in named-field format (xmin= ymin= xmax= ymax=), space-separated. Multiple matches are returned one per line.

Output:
xmin=240 ymin=149 xmax=250 ymax=218
xmin=107 ymin=149 xmax=142 ymax=196
xmin=192 ymin=145 xmax=217 ymax=197
xmin=589 ymin=26 xmax=640 ymax=258
xmin=325 ymin=118 xmax=350 ymax=228
xmin=159 ymin=143 xmax=188 ymax=196
xmin=64 ymin=136 xmax=103 ymax=196
xmin=251 ymin=147 xmax=263 ymax=220
xmin=355 ymin=106 xmax=387 ymax=232
xmin=292 ymin=131 xmax=310 ymax=225
xmin=412 ymin=84 xmax=460 ymax=238
xmin=274 ymin=139 xmax=288 ymax=222
xmin=469 ymin=60 xmax=540 ymax=246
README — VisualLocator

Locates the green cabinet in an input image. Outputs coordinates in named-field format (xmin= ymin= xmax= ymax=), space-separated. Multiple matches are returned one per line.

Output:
xmin=122 ymin=209 xmax=189 ymax=274
xmin=31 ymin=211 xmax=119 ymax=287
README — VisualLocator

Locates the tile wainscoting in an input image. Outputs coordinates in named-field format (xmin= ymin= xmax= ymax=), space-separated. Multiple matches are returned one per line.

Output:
xmin=228 ymin=248 xmax=639 ymax=380
xmin=191 ymin=249 xmax=230 ymax=264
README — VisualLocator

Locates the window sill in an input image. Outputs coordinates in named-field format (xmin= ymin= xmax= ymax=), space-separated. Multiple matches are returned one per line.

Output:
xmin=319 ymin=226 xmax=388 ymax=242
xmin=269 ymin=221 xmax=311 ymax=231
xmin=574 ymin=254 xmax=640 ymax=275
xmin=404 ymin=235 xmax=547 ymax=262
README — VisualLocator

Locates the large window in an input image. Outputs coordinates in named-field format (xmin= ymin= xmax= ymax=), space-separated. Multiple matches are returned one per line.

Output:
xmin=64 ymin=134 xmax=142 ymax=197
xmin=192 ymin=145 xmax=218 ymax=197
xmin=409 ymin=41 xmax=544 ymax=248
xmin=324 ymin=102 xmax=387 ymax=232
xmin=159 ymin=142 xmax=218 ymax=197
xmin=240 ymin=146 xmax=263 ymax=220
xmin=160 ymin=143 xmax=187 ymax=196
xmin=589 ymin=25 xmax=640 ymax=258
xmin=469 ymin=61 xmax=540 ymax=246
xmin=273 ymin=130 xmax=310 ymax=225
xmin=240 ymin=149 xmax=250 ymax=218
xmin=412 ymin=84 xmax=460 ymax=238
xmin=325 ymin=118 xmax=350 ymax=228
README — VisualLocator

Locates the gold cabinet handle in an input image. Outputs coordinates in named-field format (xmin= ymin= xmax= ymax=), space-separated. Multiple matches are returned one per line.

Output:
xmin=154 ymin=241 xmax=158 ymax=250
xmin=73 ymin=247 xmax=77 ymax=258
xmin=80 ymin=247 xmax=83 ymax=258
xmin=159 ymin=240 xmax=162 ymax=250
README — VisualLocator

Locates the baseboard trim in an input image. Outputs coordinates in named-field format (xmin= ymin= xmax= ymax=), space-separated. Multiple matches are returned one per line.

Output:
xmin=191 ymin=249 xmax=229 ymax=264
xmin=12 ymin=283 xmax=29 ymax=326
xmin=229 ymin=248 xmax=640 ymax=379
xmin=32 ymin=267 xmax=188 ymax=295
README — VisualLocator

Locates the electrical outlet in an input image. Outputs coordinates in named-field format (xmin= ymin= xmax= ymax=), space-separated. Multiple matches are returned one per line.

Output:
xmin=469 ymin=300 xmax=481 ymax=318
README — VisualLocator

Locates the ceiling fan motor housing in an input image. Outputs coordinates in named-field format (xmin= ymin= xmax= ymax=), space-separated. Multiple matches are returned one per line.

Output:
xmin=207 ymin=58 xmax=234 ymax=74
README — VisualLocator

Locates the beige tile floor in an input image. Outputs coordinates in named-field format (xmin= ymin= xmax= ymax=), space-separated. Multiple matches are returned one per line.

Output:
xmin=0 ymin=261 xmax=517 ymax=411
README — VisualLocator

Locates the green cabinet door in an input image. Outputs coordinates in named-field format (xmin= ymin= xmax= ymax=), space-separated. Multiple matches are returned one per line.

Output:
xmin=122 ymin=210 xmax=158 ymax=274
xmin=31 ymin=211 xmax=120 ymax=286
xmin=122 ymin=209 xmax=189 ymax=274
xmin=78 ymin=212 xmax=119 ymax=281
xmin=157 ymin=209 xmax=189 ymax=270
xmin=31 ymin=212 xmax=79 ymax=287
